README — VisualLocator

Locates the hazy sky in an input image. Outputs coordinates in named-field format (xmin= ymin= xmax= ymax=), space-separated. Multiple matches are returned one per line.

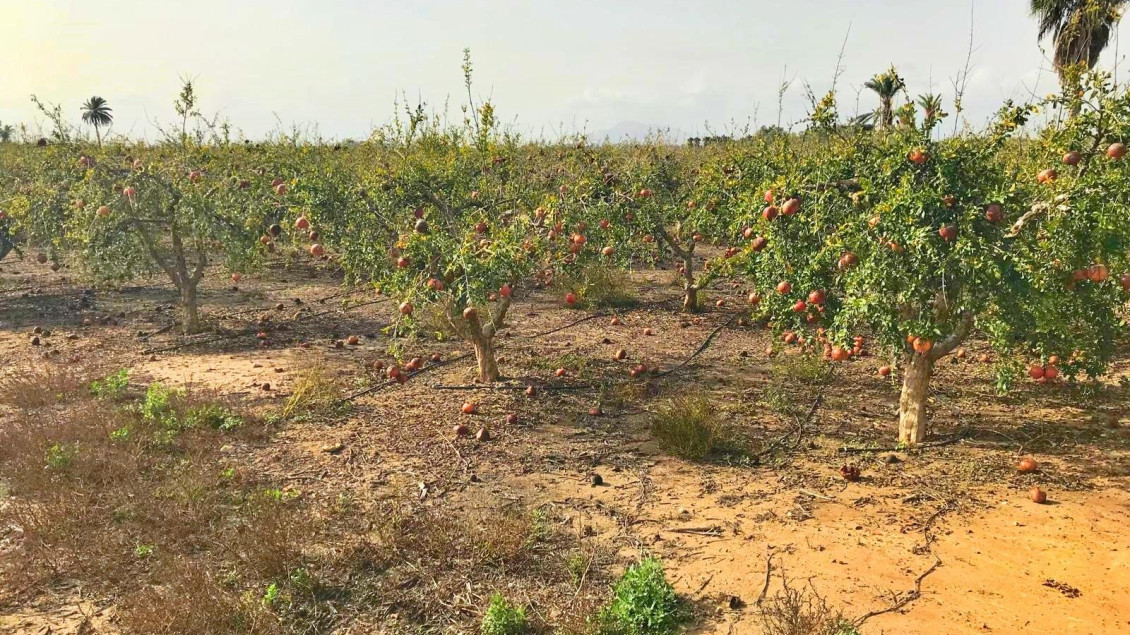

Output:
xmin=3 ymin=1 xmax=1129 ymax=141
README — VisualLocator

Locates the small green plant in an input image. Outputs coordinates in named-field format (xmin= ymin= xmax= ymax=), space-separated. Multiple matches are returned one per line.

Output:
xmin=598 ymin=557 xmax=687 ymax=635
xmin=139 ymin=382 xmax=181 ymax=425
xmin=184 ymin=403 xmax=243 ymax=431
xmin=90 ymin=369 xmax=130 ymax=400
xmin=770 ymin=353 xmax=829 ymax=385
xmin=567 ymin=552 xmax=588 ymax=585
xmin=650 ymin=395 xmax=739 ymax=461
xmin=261 ymin=583 xmax=281 ymax=608
xmin=109 ymin=426 xmax=132 ymax=441
xmin=761 ymin=382 xmax=795 ymax=417
xmin=44 ymin=443 xmax=77 ymax=470
xmin=134 ymin=543 xmax=154 ymax=559
xmin=528 ymin=507 xmax=550 ymax=543
xmin=288 ymin=567 xmax=314 ymax=591
xmin=261 ymin=488 xmax=299 ymax=503
xmin=481 ymin=593 xmax=528 ymax=635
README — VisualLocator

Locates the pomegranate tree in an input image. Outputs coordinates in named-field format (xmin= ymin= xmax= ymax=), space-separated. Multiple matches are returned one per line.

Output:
xmin=337 ymin=116 xmax=567 ymax=382
xmin=20 ymin=150 xmax=278 ymax=333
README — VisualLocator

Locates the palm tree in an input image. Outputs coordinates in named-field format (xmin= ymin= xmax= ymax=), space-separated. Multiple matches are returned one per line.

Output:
xmin=916 ymin=93 xmax=947 ymax=130
xmin=80 ymin=96 xmax=113 ymax=147
xmin=864 ymin=66 xmax=906 ymax=130
xmin=0 ymin=123 xmax=13 ymax=143
xmin=1031 ymin=0 xmax=1127 ymax=83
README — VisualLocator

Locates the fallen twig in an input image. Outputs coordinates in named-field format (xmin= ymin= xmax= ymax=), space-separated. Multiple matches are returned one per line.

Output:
xmin=521 ymin=311 xmax=610 ymax=339
xmin=756 ymin=552 xmax=774 ymax=606
xmin=754 ymin=370 xmax=831 ymax=461
xmin=654 ymin=313 xmax=738 ymax=378
xmin=666 ymin=526 xmax=724 ymax=537
xmin=853 ymin=503 xmax=951 ymax=627
xmin=137 ymin=323 xmax=176 ymax=341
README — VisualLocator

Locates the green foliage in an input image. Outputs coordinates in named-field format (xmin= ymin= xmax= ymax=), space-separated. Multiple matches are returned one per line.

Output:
xmin=139 ymin=382 xmax=181 ymax=426
xmin=90 ymin=369 xmax=130 ymax=400
xmin=481 ymin=594 xmax=528 ymax=635
xmin=598 ymin=557 xmax=687 ymax=635
xmin=109 ymin=426 xmax=132 ymax=441
xmin=184 ymin=404 xmax=243 ymax=431
xmin=45 ymin=443 xmax=77 ymax=470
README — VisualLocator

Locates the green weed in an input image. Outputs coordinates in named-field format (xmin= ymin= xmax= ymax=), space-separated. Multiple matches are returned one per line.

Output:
xmin=90 ymin=369 xmax=130 ymax=400
xmin=597 ymin=557 xmax=688 ymax=635
xmin=482 ymin=593 xmax=528 ymax=635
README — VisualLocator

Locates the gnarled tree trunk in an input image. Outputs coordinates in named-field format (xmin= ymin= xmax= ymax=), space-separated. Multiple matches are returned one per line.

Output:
xmin=897 ymin=312 xmax=974 ymax=446
xmin=470 ymin=331 xmax=500 ymax=383
xmin=448 ymin=291 xmax=513 ymax=383
xmin=654 ymin=224 xmax=698 ymax=313
xmin=681 ymin=256 xmax=698 ymax=313
xmin=898 ymin=353 xmax=933 ymax=445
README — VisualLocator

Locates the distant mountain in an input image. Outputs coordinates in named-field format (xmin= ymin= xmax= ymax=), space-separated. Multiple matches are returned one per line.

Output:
xmin=588 ymin=121 xmax=685 ymax=144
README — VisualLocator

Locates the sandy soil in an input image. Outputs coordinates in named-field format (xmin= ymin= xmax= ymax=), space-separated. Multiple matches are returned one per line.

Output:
xmin=2 ymin=253 xmax=1128 ymax=634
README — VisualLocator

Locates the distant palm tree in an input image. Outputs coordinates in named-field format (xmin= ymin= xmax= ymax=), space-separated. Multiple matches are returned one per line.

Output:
xmin=0 ymin=123 xmax=13 ymax=143
xmin=80 ymin=96 xmax=113 ymax=147
xmin=1031 ymin=0 xmax=1127 ymax=83
xmin=864 ymin=66 xmax=906 ymax=130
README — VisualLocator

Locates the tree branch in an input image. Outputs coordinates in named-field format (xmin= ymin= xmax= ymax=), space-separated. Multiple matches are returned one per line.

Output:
xmin=929 ymin=312 xmax=973 ymax=362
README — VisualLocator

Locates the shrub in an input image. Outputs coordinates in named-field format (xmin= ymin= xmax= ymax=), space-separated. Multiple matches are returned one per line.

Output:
xmin=598 ymin=557 xmax=687 ymax=635
xmin=0 ymin=362 xmax=90 ymax=409
xmin=280 ymin=364 xmax=343 ymax=420
xmin=481 ymin=593 xmax=528 ymax=635
xmin=139 ymin=382 xmax=181 ymax=425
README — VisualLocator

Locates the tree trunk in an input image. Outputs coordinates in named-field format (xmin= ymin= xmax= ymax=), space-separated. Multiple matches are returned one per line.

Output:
xmin=898 ymin=353 xmax=933 ymax=446
xmin=680 ymin=254 xmax=698 ymax=313
xmin=94 ymin=124 xmax=102 ymax=148
xmin=449 ymin=293 xmax=512 ymax=384
xmin=471 ymin=332 xmax=500 ymax=383
xmin=179 ymin=280 xmax=201 ymax=335
xmin=682 ymin=284 xmax=698 ymax=313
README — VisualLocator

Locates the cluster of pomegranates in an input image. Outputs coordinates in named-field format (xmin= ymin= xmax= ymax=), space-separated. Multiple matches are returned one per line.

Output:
xmin=1028 ymin=356 xmax=1061 ymax=383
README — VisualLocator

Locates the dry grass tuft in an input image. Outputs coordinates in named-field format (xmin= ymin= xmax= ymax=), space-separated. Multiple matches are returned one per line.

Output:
xmin=759 ymin=574 xmax=858 ymax=635
xmin=0 ymin=360 xmax=99 ymax=410
xmin=650 ymin=394 xmax=742 ymax=460
xmin=558 ymin=263 xmax=638 ymax=309
xmin=280 ymin=363 xmax=344 ymax=420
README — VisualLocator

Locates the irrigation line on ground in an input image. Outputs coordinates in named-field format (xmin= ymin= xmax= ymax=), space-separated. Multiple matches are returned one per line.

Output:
xmin=430 ymin=311 xmax=739 ymax=392
xmin=339 ymin=352 xmax=474 ymax=404
xmin=654 ymin=313 xmax=738 ymax=378
xmin=141 ymin=297 xmax=387 ymax=355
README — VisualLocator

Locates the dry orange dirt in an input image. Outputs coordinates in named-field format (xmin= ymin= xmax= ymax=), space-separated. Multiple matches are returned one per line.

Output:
xmin=1 ymin=254 xmax=1128 ymax=634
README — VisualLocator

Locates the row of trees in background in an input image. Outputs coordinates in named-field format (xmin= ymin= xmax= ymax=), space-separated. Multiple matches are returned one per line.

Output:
xmin=3 ymin=48 xmax=1130 ymax=448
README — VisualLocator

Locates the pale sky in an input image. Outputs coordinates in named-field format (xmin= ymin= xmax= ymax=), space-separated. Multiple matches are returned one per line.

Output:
xmin=3 ymin=1 xmax=1129 ymax=141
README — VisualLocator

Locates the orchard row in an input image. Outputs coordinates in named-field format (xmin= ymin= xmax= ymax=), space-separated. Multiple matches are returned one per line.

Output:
xmin=3 ymin=73 xmax=1130 ymax=444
